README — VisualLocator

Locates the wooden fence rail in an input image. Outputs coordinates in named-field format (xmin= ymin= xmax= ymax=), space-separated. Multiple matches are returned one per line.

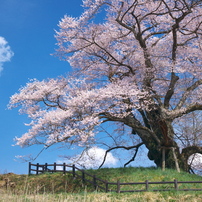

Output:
xmin=28 ymin=162 xmax=202 ymax=193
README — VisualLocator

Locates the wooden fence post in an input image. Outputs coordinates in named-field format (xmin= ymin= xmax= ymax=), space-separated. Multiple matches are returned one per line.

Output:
xmin=117 ymin=180 xmax=120 ymax=193
xmin=28 ymin=162 xmax=31 ymax=175
xmin=63 ymin=163 xmax=66 ymax=174
xmin=145 ymin=180 xmax=149 ymax=191
xmin=174 ymin=179 xmax=178 ymax=190
xmin=54 ymin=162 xmax=57 ymax=172
xmin=172 ymin=147 xmax=180 ymax=173
xmin=162 ymin=147 xmax=165 ymax=171
xmin=82 ymin=170 xmax=85 ymax=183
xmin=44 ymin=163 xmax=48 ymax=172
xmin=105 ymin=181 xmax=108 ymax=193
xmin=93 ymin=175 xmax=97 ymax=190
xmin=36 ymin=163 xmax=39 ymax=175
xmin=72 ymin=164 xmax=76 ymax=178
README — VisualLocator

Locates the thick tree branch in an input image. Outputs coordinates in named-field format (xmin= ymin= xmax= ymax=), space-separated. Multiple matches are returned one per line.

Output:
xmin=164 ymin=72 xmax=179 ymax=109
xmin=166 ymin=102 xmax=202 ymax=121
xmin=100 ymin=112 xmax=161 ymax=145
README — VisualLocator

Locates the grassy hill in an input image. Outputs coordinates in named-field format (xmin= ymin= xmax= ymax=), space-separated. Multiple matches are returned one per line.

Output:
xmin=0 ymin=167 xmax=202 ymax=201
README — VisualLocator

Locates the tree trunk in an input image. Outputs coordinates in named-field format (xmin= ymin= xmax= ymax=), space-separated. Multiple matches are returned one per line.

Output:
xmin=144 ymin=136 xmax=184 ymax=171
xmin=132 ymin=111 xmax=189 ymax=171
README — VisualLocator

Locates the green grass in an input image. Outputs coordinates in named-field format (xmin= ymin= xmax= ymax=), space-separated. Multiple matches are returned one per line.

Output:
xmin=0 ymin=167 xmax=202 ymax=201
xmin=0 ymin=191 xmax=202 ymax=202
xmin=88 ymin=166 xmax=201 ymax=182
xmin=87 ymin=167 xmax=202 ymax=192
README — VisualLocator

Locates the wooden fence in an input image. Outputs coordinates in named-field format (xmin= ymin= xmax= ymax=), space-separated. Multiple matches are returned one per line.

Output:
xmin=28 ymin=162 xmax=202 ymax=193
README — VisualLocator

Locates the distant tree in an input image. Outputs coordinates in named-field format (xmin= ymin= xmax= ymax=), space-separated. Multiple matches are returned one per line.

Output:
xmin=174 ymin=111 xmax=202 ymax=173
xmin=174 ymin=112 xmax=202 ymax=148
xmin=9 ymin=0 xmax=202 ymax=171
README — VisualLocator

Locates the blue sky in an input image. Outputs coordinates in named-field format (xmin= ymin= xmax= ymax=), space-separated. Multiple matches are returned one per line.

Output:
xmin=0 ymin=0 xmax=155 ymax=174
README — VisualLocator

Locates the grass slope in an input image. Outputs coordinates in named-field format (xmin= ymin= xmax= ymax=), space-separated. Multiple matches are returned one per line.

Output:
xmin=0 ymin=167 xmax=202 ymax=201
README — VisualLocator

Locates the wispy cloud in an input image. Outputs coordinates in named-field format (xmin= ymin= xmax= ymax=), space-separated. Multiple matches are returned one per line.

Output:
xmin=0 ymin=36 xmax=14 ymax=74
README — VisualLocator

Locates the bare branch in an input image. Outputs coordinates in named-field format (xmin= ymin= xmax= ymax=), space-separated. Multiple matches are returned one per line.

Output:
xmin=99 ymin=142 xmax=143 ymax=169
xmin=175 ymin=79 xmax=202 ymax=110
xmin=124 ymin=143 xmax=142 ymax=167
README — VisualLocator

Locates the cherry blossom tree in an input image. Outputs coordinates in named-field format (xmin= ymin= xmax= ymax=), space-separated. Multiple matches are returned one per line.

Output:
xmin=9 ymin=0 xmax=202 ymax=171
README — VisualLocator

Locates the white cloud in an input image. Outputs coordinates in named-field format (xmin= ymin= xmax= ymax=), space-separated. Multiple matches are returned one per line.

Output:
xmin=58 ymin=147 xmax=118 ymax=169
xmin=188 ymin=153 xmax=202 ymax=170
xmin=0 ymin=36 xmax=14 ymax=74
